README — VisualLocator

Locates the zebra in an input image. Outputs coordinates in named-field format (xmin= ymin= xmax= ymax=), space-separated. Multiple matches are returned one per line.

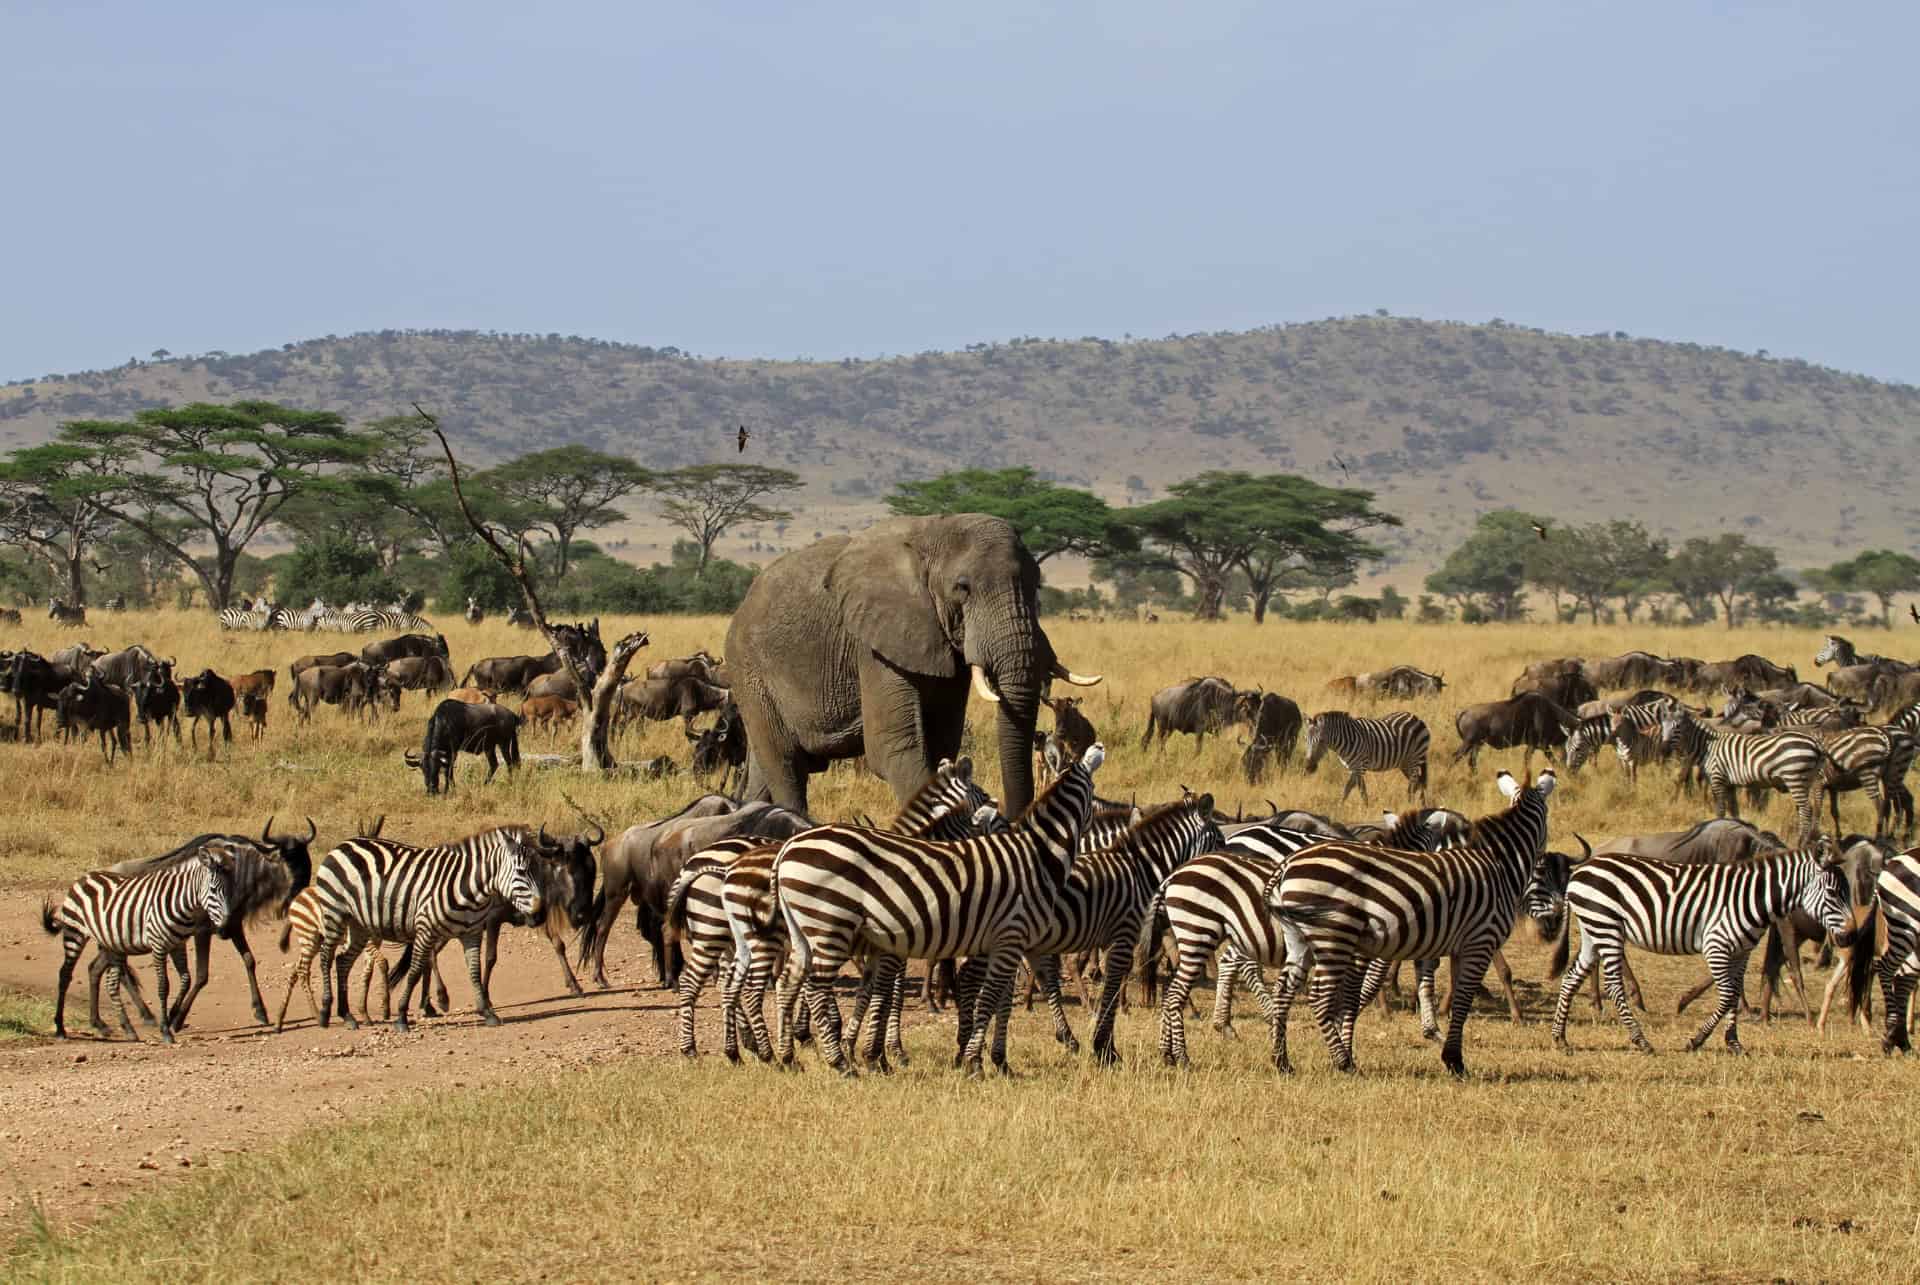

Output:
xmin=947 ymin=795 xmax=1223 ymax=1066
xmin=47 ymin=597 xmax=87 ymax=626
xmin=218 ymin=606 xmax=278 ymax=631
xmin=1815 ymin=634 xmax=1908 ymax=672
xmin=1662 ymin=709 xmax=1827 ymax=845
xmin=716 ymin=762 xmax=995 ymax=1065
xmin=275 ymin=884 xmax=451 ymax=1030
xmin=1263 ymin=769 xmax=1558 ymax=1077
xmin=466 ymin=597 xmax=484 ymax=625
xmin=41 ymin=839 xmax=245 ymax=1042
xmin=1817 ymin=725 xmax=1913 ymax=839
xmin=1550 ymin=837 xmax=1856 ymax=1055
xmin=1865 ymin=849 xmax=1920 ymax=1054
xmin=350 ymin=608 xmax=434 ymax=633
xmin=307 ymin=826 xmax=545 ymax=1032
xmin=771 ymin=743 xmax=1107 ymax=1076
xmin=1303 ymin=710 xmax=1429 ymax=803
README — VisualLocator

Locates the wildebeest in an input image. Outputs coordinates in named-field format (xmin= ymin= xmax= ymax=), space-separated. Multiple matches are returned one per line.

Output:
xmin=47 ymin=597 xmax=86 ymax=626
xmin=51 ymin=642 xmax=104 ymax=673
xmin=384 ymin=654 xmax=454 ymax=700
xmin=1238 ymin=691 xmax=1303 ymax=784
xmin=1759 ymin=833 xmax=1887 ymax=1026
xmin=8 ymin=649 xmax=82 ymax=742
xmin=1696 ymin=654 xmax=1798 ymax=693
xmin=444 ymin=687 xmax=499 ymax=705
xmin=507 ymin=606 xmax=536 ymax=628
xmin=0 ymin=607 xmax=21 ymax=626
xmin=1586 ymin=651 xmax=1682 ymax=690
xmin=1043 ymin=694 xmax=1097 ymax=764
xmin=361 ymin=632 xmax=450 ymax=668
xmin=465 ymin=597 xmax=484 ymax=626
xmin=615 ymin=673 xmax=730 ymax=729
xmin=581 ymin=796 xmax=813 ymax=989
xmin=91 ymin=644 xmax=165 ymax=689
xmin=290 ymin=651 xmax=356 ymax=684
xmin=461 ymin=652 xmax=563 ymax=696
xmin=231 ymin=668 xmax=275 ymax=705
xmin=89 ymin=819 xmax=317 ymax=1031
xmin=688 ymin=700 xmax=747 ymax=793
xmin=55 ymin=672 xmax=133 ymax=763
xmin=1453 ymin=692 xmax=1580 ymax=774
xmin=521 ymin=694 xmax=578 ymax=732
xmin=526 ymin=670 xmax=586 ymax=701
xmin=645 ymin=650 xmax=724 ymax=684
xmin=409 ymin=698 xmax=523 ymax=794
xmin=129 ymin=663 xmax=182 ymax=744
xmin=1511 ymin=665 xmax=1598 ymax=711
xmin=1141 ymin=676 xmax=1242 ymax=750
xmin=289 ymin=663 xmax=380 ymax=722
xmin=1352 ymin=665 xmax=1445 ymax=698
xmin=181 ymin=669 xmax=236 ymax=755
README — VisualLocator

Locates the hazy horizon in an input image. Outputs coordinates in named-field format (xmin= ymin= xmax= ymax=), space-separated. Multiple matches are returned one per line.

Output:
xmin=8 ymin=2 xmax=1917 ymax=385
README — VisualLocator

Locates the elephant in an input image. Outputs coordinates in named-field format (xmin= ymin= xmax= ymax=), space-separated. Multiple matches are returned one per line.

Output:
xmin=724 ymin=514 xmax=1101 ymax=819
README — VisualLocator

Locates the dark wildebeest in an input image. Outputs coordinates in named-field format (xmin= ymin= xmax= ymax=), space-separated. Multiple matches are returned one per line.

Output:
xmin=1454 ymin=692 xmax=1579 ymax=774
xmin=0 ymin=607 xmax=21 ymax=626
xmin=8 ymin=649 xmax=82 ymax=742
xmin=241 ymin=690 xmax=269 ymax=739
xmin=361 ymin=632 xmax=449 ymax=668
xmin=384 ymin=654 xmax=454 ymax=700
xmin=410 ymin=698 xmax=523 ymax=794
xmin=582 ymin=797 xmax=813 ymax=990
xmin=1867 ymin=670 xmax=1920 ymax=714
xmin=1354 ymin=666 xmax=1445 ymax=699
xmin=288 ymin=663 xmax=379 ymax=722
xmin=55 ymin=672 xmax=133 ymax=763
xmin=688 ymin=700 xmax=748 ymax=794
xmin=90 ymin=644 xmax=164 ymax=689
xmin=290 ymin=651 xmax=356 ymax=684
xmin=615 ymin=674 xmax=730 ymax=729
xmin=47 ymin=597 xmax=86 ymax=626
xmin=1697 ymin=654 xmax=1798 ymax=693
xmin=1141 ymin=676 xmax=1242 ymax=750
xmin=462 ymin=652 xmax=563 ymax=696
xmin=1511 ymin=665 xmax=1598 ymax=711
xmin=129 ymin=663 xmax=182 ymax=745
xmin=1586 ymin=651 xmax=1679 ymax=690
xmin=1238 ymin=691 xmax=1303 ymax=784
xmin=1035 ymin=694 xmax=1099 ymax=777
xmin=526 ymin=670 xmax=588 ymax=701
xmin=51 ymin=642 xmax=104 ymax=672
xmin=645 ymin=650 xmax=723 ymax=684
xmin=181 ymin=669 xmax=236 ymax=756
xmin=88 ymin=819 xmax=317 ymax=1031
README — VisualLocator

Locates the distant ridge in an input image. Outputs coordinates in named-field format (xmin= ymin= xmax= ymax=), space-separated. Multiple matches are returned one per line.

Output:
xmin=4 ymin=316 xmax=1915 ymax=573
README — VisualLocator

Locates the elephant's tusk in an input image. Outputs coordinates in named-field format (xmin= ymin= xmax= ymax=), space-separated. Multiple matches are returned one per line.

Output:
xmin=971 ymin=664 xmax=1001 ymax=704
xmin=1052 ymin=663 xmax=1104 ymax=687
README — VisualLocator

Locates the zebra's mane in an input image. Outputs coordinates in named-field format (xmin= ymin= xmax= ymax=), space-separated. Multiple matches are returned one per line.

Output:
xmin=106 ymin=834 xmax=296 ymax=923
xmin=885 ymin=767 xmax=976 ymax=828
xmin=1008 ymin=758 xmax=1088 ymax=826
xmin=1114 ymin=798 xmax=1200 ymax=846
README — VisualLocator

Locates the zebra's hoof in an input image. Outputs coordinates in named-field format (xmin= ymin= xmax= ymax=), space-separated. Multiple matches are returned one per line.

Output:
xmin=1272 ymin=1056 xmax=1293 ymax=1075
xmin=1554 ymin=1038 xmax=1573 ymax=1055
xmin=249 ymin=1006 xmax=268 ymax=1025
xmin=1211 ymin=1022 xmax=1237 ymax=1041
xmin=1421 ymin=1027 xmax=1442 ymax=1044
xmin=342 ymin=1016 xmax=358 ymax=1031
xmin=962 ymin=1060 xmax=985 ymax=1081
xmin=482 ymin=1012 xmax=501 ymax=1027
xmin=890 ymin=1047 xmax=910 ymax=1068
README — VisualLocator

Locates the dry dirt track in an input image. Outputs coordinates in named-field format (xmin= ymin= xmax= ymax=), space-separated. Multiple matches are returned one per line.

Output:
xmin=0 ymin=892 xmax=727 ymax=1228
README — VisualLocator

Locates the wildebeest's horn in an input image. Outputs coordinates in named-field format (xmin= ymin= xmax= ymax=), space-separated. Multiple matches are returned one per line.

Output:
xmin=263 ymin=815 xmax=276 ymax=843
xmin=587 ymin=818 xmax=605 ymax=846
xmin=304 ymin=816 xmax=317 ymax=841
xmin=537 ymin=822 xmax=550 ymax=848
xmin=1574 ymin=833 xmax=1592 ymax=861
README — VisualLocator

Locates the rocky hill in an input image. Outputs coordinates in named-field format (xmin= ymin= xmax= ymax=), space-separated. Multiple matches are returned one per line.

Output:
xmin=4 ymin=317 xmax=1915 ymax=576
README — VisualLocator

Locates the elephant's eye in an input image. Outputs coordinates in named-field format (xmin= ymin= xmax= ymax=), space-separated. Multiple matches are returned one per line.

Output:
xmin=953 ymin=575 xmax=972 ymax=596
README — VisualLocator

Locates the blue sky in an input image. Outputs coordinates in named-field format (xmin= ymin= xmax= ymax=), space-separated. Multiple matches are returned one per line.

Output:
xmin=6 ymin=1 xmax=1916 ymax=383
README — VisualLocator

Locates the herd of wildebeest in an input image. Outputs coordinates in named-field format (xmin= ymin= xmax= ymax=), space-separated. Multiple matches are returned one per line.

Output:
xmin=14 ymin=611 xmax=1920 ymax=1079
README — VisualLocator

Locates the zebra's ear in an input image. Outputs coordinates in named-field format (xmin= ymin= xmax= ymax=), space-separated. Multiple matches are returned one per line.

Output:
xmin=1495 ymin=770 xmax=1519 ymax=800
xmin=1535 ymin=770 xmax=1557 ymax=798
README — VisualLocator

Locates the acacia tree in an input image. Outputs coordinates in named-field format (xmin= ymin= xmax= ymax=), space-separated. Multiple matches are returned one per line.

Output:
xmin=1125 ymin=472 xmax=1395 ymax=621
xmin=0 ymin=444 xmax=121 ymax=605
xmin=1425 ymin=510 xmax=1548 ymax=622
xmin=1816 ymin=549 xmax=1920 ymax=627
xmin=886 ymin=467 xmax=1137 ymax=563
xmin=1666 ymin=534 xmax=1782 ymax=628
xmin=654 ymin=463 xmax=802 ymax=575
xmin=481 ymin=446 xmax=653 ymax=577
xmin=52 ymin=402 xmax=370 ymax=608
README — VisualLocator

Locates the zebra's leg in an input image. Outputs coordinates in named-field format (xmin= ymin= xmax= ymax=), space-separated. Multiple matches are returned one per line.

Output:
xmin=1880 ymin=966 xmax=1915 ymax=1055
xmin=55 ymin=933 xmax=86 ymax=1039
xmin=1089 ymin=937 xmax=1135 ymax=1067
xmin=1159 ymin=945 xmax=1210 ymax=1069
xmin=1332 ymin=958 xmax=1372 ymax=1063
xmin=1550 ymin=932 xmax=1598 ymax=1051
xmin=845 ymin=958 xmax=876 ymax=1054
xmin=1208 ymin=947 xmax=1241 ymax=1036
xmin=717 ymin=957 xmax=741 ymax=1062
xmin=885 ymin=957 xmax=909 ymax=1066
xmin=86 ymin=947 xmax=150 ymax=1033
xmin=152 ymin=946 xmax=175 ymax=1044
xmin=1600 ymin=941 xmax=1655 ymax=1053
xmin=105 ymin=955 xmax=140 ymax=1042
xmin=1031 ymin=954 xmax=1078 ymax=1053
xmin=953 ymin=957 xmax=985 ymax=1067
xmin=463 ymin=932 xmax=499 ymax=1025
xmin=335 ymin=934 xmax=370 ymax=1028
xmin=169 ymin=931 xmax=213 ymax=1030
xmin=857 ymin=955 xmax=901 ymax=1074
xmin=1687 ymin=944 xmax=1750 ymax=1054
xmin=275 ymin=927 xmax=320 ymax=1033
xmin=1303 ymin=956 xmax=1354 ymax=1072
xmin=389 ymin=930 xmax=435 ymax=1033
xmin=1234 ymin=955 xmax=1277 ymax=1028
xmin=674 ymin=940 xmax=721 ymax=1058
xmin=1437 ymin=944 xmax=1499 ymax=1078
xmin=961 ymin=948 xmax=1024 ymax=1078
xmin=801 ymin=944 xmax=857 ymax=1076
xmin=1414 ymin=960 xmax=1442 ymax=1041
xmin=740 ymin=939 xmax=783 ymax=1064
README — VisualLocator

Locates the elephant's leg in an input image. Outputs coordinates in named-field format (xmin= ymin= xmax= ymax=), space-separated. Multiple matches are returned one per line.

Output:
xmin=857 ymin=662 xmax=950 ymax=808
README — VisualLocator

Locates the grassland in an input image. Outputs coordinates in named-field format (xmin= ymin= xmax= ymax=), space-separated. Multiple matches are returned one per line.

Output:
xmin=4 ymin=610 xmax=1919 ymax=1280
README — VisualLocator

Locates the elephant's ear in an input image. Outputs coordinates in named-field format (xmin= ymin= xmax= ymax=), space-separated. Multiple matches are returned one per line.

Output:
xmin=829 ymin=538 xmax=956 ymax=677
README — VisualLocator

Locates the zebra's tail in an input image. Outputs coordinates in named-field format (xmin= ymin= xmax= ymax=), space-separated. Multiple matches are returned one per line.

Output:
xmin=39 ymin=900 xmax=59 ymax=936
xmin=663 ymin=862 xmax=705 ymax=940
xmin=1547 ymin=915 xmax=1572 ymax=978
xmin=277 ymin=918 xmax=293 ymax=954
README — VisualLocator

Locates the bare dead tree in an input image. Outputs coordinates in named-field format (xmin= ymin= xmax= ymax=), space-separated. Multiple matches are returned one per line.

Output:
xmin=421 ymin=405 xmax=648 ymax=770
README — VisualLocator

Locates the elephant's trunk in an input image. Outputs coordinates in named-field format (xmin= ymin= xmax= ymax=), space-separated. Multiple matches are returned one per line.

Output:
xmin=977 ymin=610 xmax=1050 ymax=820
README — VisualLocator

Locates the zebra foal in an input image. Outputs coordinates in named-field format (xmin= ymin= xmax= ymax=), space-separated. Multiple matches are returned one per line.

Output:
xmin=1304 ymin=710 xmax=1429 ymax=803
xmin=42 ymin=839 xmax=247 ymax=1042
xmin=1550 ymin=838 xmax=1856 ymax=1055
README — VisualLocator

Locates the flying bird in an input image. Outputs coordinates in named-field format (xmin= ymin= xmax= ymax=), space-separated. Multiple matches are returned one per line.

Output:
xmin=736 ymin=424 xmax=751 ymax=454
xmin=1531 ymin=522 xmax=1550 ymax=542
xmin=1910 ymin=603 xmax=1919 ymax=624
xmin=1331 ymin=453 xmax=1350 ymax=480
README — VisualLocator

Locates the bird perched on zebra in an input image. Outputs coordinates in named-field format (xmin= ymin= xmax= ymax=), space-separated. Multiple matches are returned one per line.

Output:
xmin=1551 ymin=836 xmax=1856 ymax=1055
xmin=41 ymin=838 xmax=248 ymax=1042
xmin=1304 ymin=709 xmax=1430 ymax=803
xmin=305 ymin=825 xmax=547 ymax=1032
xmin=771 ymin=742 xmax=1107 ymax=1077
xmin=1264 ymin=769 xmax=1559 ymax=1078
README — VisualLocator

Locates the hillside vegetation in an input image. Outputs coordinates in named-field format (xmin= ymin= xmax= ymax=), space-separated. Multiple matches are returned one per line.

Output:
xmin=4 ymin=317 xmax=1916 ymax=574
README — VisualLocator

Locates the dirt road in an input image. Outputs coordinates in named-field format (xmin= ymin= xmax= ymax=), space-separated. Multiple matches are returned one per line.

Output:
xmin=0 ymin=891 xmax=708 ymax=1229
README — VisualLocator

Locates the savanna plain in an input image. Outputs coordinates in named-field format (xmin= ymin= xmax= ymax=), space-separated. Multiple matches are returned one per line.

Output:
xmin=3 ymin=612 xmax=1917 ymax=1282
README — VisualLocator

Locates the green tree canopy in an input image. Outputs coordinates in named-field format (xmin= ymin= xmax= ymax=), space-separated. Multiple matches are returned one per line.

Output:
xmin=0 ymin=443 xmax=123 ymax=605
xmin=1424 ymin=510 xmax=1548 ymax=622
xmin=46 ymin=401 xmax=370 ymax=608
xmin=653 ymin=463 xmax=802 ymax=576
xmin=1532 ymin=520 xmax=1672 ymax=623
xmin=479 ymin=445 xmax=653 ymax=577
xmin=885 ymin=467 xmax=1137 ymax=563
xmin=1812 ymin=549 xmax=1920 ymax=627
xmin=1124 ymin=472 xmax=1396 ymax=621
xmin=1666 ymin=534 xmax=1783 ymax=628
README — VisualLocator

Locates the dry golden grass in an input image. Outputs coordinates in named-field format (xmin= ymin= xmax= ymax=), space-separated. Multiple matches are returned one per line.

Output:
xmin=7 ymin=611 xmax=1920 ymax=1280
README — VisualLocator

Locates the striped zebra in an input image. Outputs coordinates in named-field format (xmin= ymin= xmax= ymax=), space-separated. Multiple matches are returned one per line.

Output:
xmin=1304 ymin=710 xmax=1429 ymax=803
xmin=274 ymin=885 xmax=458 ymax=1031
xmin=706 ymin=760 xmax=990 ymax=1060
xmin=1550 ymin=837 xmax=1855 ymax=1055
xmin=1265 ymin=769 xmax=1558 ymax=1077
xmin=219 ymin=606 xmax=270 ymax=631
xmin=41 ymin=839 xmax=246 ymax=1042
xmin=307 ymin=826 xmax=544 ymax=1032
xmin=948 ymin=795 xmax=1223 ymax=1066
xmin=772 ymin=743 xmax=1106 ymax=1076
xmin=1662 ymin=709 xmax=1827 ymax=845
xmin=1866 ymin=849 xmax=1920 ymax=1053
xmin=1818 ymin=725 xmax=1914 ymax=839
xmin=350 ymin=608 xmax=434 ymax=633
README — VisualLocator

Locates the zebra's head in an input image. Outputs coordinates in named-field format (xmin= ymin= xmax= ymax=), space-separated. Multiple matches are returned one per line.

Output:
xmin=1563 ymin=716 xmax=1611 ymax=775
xmin=497 ymin=829 xmax=546 ymax=923
xmin=1303 ymin=713 xmax=1336 ymax=770
xmin=1524 ymin=834 xmax=1585 ymax=940
xmin=1814 ymin=636 xmax=1850 ymax=669
xmin=1799 ymin=836 xmax=1859 ymax=948
xmin=198 ymin=839 xmax=243 ymax=934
